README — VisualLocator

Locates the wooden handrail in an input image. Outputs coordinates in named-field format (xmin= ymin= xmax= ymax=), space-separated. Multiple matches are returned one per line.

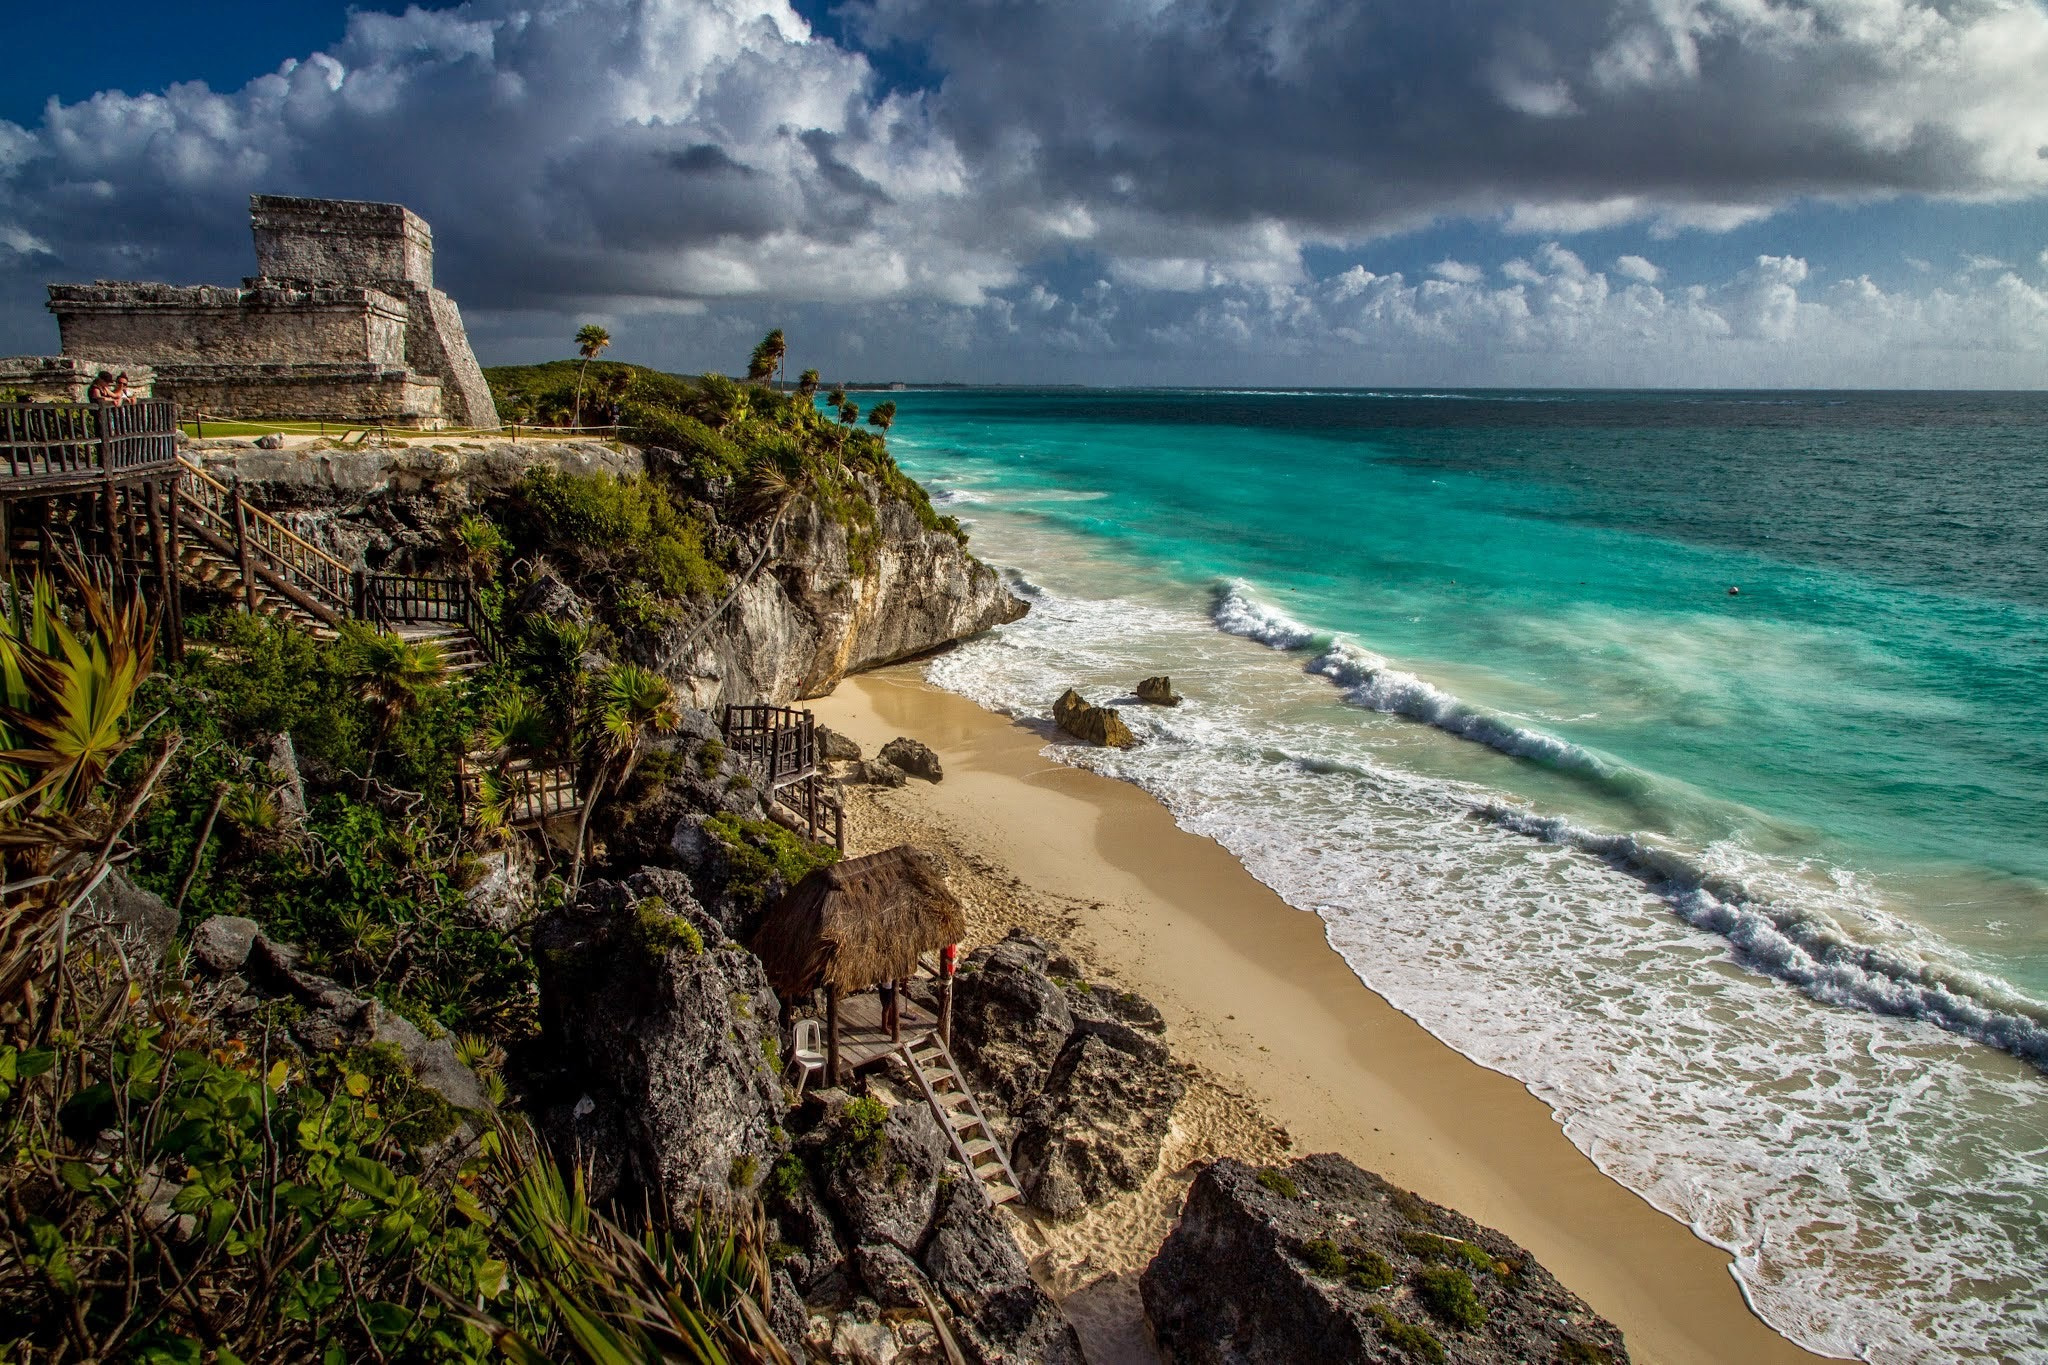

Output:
xmin=176 ymin=456 xmax=352 ymax=618
xmin=2 ymin=401 xmax=179 ymax=488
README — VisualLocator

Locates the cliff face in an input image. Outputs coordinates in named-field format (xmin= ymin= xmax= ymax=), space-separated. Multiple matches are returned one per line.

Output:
xmin=655 ymin=491 xmax=1028 ymax=706
xmin=203 ymin=438 xmax=1026 ymax=706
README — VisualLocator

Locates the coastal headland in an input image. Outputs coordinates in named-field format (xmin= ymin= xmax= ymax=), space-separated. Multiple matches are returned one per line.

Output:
xmin=813 ymin=667 xmax=1830 ymax=1365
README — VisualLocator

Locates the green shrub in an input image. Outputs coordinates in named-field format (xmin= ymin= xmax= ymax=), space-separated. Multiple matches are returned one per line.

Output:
xmin=1301 ymin=1238 xmax=1348 ymax=1278
xmin=728 ymin=1153 xmax=759 ymax=1190
xmin=1346 ymin=1248 xmax=1396 ymax=1290
xmin=1255 ymin=1167 xmax=1301 ymax=1199
xmin=767 ymin=1152 xmax=806 ymax=1203
xmin=515 ymin=465 xmax=724 ymax=603
xmin=1366 ymin=1305 xmax=1446 ymax=1363
xmin=1560 ymin=1339 xmax=1618 ymax=1364
xmin=828 ymin=1096 xmax=891 ymax=1174
xmin=1412 ymin=1265 xmax=1486 ymax=1331
xmin=636 ymin=897 xmax=704 ymax=956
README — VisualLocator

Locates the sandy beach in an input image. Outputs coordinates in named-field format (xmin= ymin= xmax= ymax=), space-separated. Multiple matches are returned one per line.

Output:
xmin=811 ymin=665 xmax=1831 ymax=1365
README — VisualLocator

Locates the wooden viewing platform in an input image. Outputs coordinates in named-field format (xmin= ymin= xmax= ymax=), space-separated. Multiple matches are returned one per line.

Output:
xmin=832 ymin=989 xmax=939 ymax=1072
xmin=720 ymin=703 xmax=844 ymax=849
xmin=0 ymin=400 xmax=180 ymax=492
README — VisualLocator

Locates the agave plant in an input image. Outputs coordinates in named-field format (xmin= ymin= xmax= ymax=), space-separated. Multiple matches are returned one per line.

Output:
xmin=0 ymin=564 xmax=155 ymax=819
xmin=467 ymin=1126 xmax=794 ymax=1365
xmin=0 ymin=563 xmax=167 ymax=1031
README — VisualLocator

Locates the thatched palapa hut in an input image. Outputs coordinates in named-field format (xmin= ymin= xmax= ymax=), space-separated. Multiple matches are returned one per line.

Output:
xmin=750 ymin=845 xmax=965 ymax=1082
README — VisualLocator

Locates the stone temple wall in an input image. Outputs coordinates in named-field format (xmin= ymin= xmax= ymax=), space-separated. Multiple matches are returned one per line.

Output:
xmin=0 ymin=356 xmax=156 ymax=402
xmin=52 ymin=282 xmax=411 ymax=368
xmin=38 ymin=195 xmax=497 ymax=429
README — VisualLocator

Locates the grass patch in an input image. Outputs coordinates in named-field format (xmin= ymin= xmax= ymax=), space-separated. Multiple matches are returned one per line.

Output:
xmin=1412 ymin=1266 xmax=1486 ymax=1331
xmin=635 ymin=898 xmax=704 ymax=956
xmin=1366 ymin=1305 xmax=1446 ymax=1363
xmin=1255 ymin=1167 xmax=1301 ymax=1199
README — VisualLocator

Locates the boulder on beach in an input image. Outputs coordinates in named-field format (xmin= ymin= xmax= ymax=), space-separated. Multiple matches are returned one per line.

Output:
xmin=817 ymin=725 xmax=863 ymax=762
xmin=1142 ymin=1153 xmax=1631 ymax=1365
xmin=1136 ymin=675 xmax=1182 ymax=706
xmin=878 ymin=736 xmax=943 ymax=782
xmin=1053 ymin=688 xmax=1136 ymax=748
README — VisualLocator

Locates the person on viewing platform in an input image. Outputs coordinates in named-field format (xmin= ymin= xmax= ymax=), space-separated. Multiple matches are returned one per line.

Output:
xmin=87 ymin=371 xmax=115 ymax=403
xmin=110 ymin=373 xmax=138 ymax=404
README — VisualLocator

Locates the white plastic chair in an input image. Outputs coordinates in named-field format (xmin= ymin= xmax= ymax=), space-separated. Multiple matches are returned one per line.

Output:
xmin=788 ymin=1018 xmax=827 ymax=1098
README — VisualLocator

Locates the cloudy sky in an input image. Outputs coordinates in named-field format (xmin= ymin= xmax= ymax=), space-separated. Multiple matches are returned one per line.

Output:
xmin=2 ymin=0 xmax=2044 ymax=387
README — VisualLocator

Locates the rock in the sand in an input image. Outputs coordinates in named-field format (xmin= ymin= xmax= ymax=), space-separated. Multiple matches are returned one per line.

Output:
xmin=1136 ymin=675 xmax=1183 ymax=706
xmin=921 ymin=1178 xmax=1085 ymax=1364
xmin=878 ymin=737 xmax=943 ymax=782
xmin=1011 ymin=1023 xmax=1186 ymax=1219
xmin=850 ymin=759 xmax=909 ymax=789
xmin=949 ymin=932 xmax=1077 ymax=1122
xmin=1053 ymin=688 xmax=1136 ymax=748
xmin=818 ymin=725 xmax=863 ymax=762
xmin=1142 ymin=1153 xmax=1632 ymax=1365
xmin=254 ymin=431 xmax=286 ymax=450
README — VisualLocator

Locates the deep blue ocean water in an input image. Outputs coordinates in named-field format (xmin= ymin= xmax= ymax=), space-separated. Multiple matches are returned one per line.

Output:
xmin=868 ymin=388 xmax=2048 ymax=1362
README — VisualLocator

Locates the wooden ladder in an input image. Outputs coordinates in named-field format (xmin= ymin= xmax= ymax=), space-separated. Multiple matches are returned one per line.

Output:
xmin=900 ymin=1034 xmax=1022 ymax=1209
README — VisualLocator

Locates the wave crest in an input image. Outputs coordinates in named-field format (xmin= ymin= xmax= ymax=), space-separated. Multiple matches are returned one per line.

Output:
xmin=1482 ymin=804 xmax=2048 ymax=1068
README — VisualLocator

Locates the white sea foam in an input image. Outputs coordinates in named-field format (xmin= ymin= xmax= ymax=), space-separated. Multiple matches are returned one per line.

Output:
xmin=931 ymin=488 xmax=988 ymax=506
xmin=926 ymin=572 xmax=2048 ymax=1364
xmin=1210 ymin=578 xmax=1325 ymax=649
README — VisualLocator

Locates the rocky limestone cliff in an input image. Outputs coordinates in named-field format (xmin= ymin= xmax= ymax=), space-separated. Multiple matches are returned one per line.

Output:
xmin=199 ymin=438 xmax=1025 ymax=706
xmin=651 ymin=490 xmax=1026 ymax=706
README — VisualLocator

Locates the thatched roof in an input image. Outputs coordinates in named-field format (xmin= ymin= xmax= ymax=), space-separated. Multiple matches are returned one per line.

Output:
xmin=749 ymin=846 xmax=965 ymax=997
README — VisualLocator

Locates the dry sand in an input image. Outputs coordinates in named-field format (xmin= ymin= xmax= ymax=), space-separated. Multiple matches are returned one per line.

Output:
xmin=810 ymin=666 xmax=1832 ymax=1365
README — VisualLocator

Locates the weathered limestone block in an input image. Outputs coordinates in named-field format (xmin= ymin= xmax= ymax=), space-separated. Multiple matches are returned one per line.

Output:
xmin=1136 ymin=675 xmax=1183 ymax=706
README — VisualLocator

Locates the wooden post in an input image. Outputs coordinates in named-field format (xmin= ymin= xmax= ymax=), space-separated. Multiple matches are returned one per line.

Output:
xmin=940 ymin=977 xmax=953 ymax=1049
xmin=825 ymin=985 xmax=842 ymax=1087
xmin=165 ymin=469 xmax=184 ymax=657
xmin=100 ymin=471 xmax=120 ymax=579
xmin=229 ymin=478 xmax=257 ymax=614
xmin=143 ymin=480 xmax=177 ymax=659
xmin=0 ymin=498 xmax=11 ymax=582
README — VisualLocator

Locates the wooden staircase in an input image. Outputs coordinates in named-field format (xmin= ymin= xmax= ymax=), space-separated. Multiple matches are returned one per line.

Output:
xmin=171 ymin=455 xmax=496 ymax=664
xmin=900 ymin=1034 xmax=1022 ymax=1209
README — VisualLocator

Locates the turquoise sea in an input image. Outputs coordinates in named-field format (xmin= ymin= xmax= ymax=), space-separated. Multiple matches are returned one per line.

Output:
xmin=873 ymin=388 xmax=2048 ymax=1362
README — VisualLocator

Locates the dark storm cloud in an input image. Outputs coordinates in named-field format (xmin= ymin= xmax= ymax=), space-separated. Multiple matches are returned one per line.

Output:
xmin=0 ymin=0 xmax=2042 ymax=381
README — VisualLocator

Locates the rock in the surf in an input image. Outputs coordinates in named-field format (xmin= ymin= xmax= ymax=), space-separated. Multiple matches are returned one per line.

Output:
xmin=1136 ymin=675 xmax=1183 ymax=706
xmin=1053 ymin=688 xmax=1136 ymax=747
xmin=1143 ymin=1153 xmax=1632 ymax=1365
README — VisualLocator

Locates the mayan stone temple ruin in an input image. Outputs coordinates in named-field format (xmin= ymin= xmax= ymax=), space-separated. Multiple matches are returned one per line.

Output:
xmin=5 ymin=195 xmax=498 ymax=428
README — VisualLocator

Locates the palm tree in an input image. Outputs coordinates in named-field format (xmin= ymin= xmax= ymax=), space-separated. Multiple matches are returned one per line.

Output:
xmin=796 ymin=368 xmax=820 ymax=401
xmin=866 ymin=400 xmax=897 ymax=434
xmin=571 ymin=664 xmax=681 ymax=890
xmin=342 ymin=626 xmax=448 ymax=798
xmin=572 ymin=323 xmax=612 ymax=428
xmin=746 ymin=330 xmax=787 ymax=387
xmin=838 ymin=400 xmax=859 ymax=425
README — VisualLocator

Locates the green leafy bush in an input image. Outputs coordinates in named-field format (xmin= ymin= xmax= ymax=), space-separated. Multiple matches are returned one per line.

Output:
xmin=636 ymin=897 xmax=705 ymax=956
xmin=1366 ymin=1304 xmax=1446 ymax=1363
xmin=827 ymin=1096 xmax=891 ymax=1174
xmin=1302 ymin=1237 xmax=1348 ymax=1278
xmin=1413 ymin=1265 xmax=1487 ymax=1330
xmin=515 ymin=465 xmax=724 ymax=603
xmin=702 ymin=813 xmax=840 ymax=916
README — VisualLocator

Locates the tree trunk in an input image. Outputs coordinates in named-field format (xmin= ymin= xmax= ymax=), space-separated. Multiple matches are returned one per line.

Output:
xmin=569 ymin=756 xmax=613 ymax=894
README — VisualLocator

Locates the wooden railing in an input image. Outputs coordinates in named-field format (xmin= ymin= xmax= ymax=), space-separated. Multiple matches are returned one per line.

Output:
xmin=2 ymin=401 xmax=180 ymax=488
xmin=176 ymin=456 xmax=354 ymax=622
xmin=458 ymin=755 xmax=581 ymax=827
xmin=782 ymin=772 xmax=845 ymax=851
xmin=721 ymin=704 xmax=818 ymax=790
xmin=361 ymin=573 xmax=504 ymax=662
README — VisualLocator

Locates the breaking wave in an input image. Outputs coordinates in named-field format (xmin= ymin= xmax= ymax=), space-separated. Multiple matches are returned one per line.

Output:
xmin=1482 ymin=805 xmax=2048 ymax=1069
xmin=1211 ymin=580 xmax=1617 ymax=781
